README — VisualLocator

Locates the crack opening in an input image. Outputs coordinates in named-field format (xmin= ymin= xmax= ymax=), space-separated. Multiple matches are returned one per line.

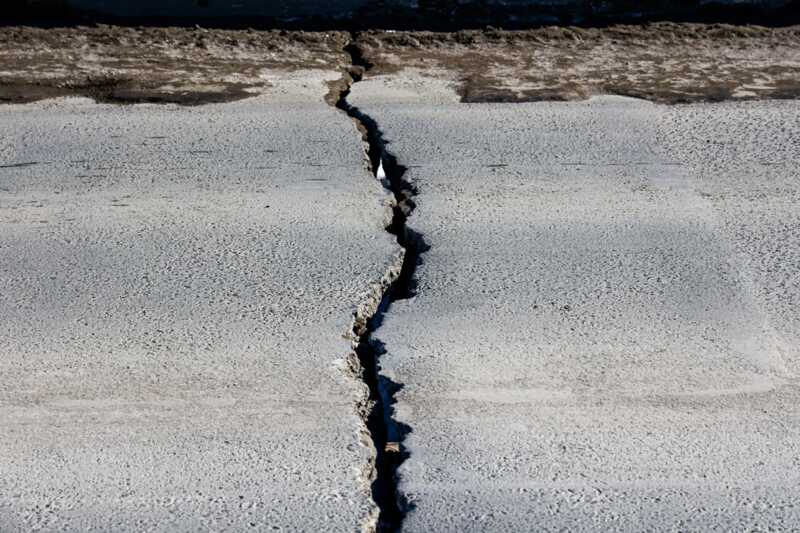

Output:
xmin=329 ymin=32 xmax=429 ymax=533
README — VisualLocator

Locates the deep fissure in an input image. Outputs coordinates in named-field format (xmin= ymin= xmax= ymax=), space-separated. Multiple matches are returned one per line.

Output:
xmin=331 ymin=33 xmax=427 ymax=532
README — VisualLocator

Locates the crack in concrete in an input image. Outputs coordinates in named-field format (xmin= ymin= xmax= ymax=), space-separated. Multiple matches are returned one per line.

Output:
xmin=328 ymin=33 xmax=427 ymax=533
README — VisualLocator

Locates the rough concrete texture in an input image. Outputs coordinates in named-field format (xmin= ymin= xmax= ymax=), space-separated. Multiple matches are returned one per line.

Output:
xmin=0 ymin=76 xmax=400 ymax=530
xmin=350 ymin=80 xmax=800 ymax=530
xmin=3 ymin=23 xmax=800 ymax=530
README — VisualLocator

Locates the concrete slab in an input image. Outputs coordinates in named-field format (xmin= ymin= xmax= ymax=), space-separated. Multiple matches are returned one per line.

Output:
xmin=0 ymin=90 xmax=398 ymax=530
xmin=350 ymin=82 xmax=800 ymax=530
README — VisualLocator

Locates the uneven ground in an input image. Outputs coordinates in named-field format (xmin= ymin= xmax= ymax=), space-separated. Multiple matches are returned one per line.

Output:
xmin=357 ymin=23 xmax=800 ymax=103
xmin=0 ymin=26 xmax=350 ymax=104
xmin=1 ymin=23 xmax=800 ymax=532
xmin=2 ymin=24 xmax=800 ymax=104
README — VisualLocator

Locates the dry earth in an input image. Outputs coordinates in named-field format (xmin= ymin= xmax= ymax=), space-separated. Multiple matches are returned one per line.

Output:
xmin=0 ymin=26 xmax=350 ymax=104
xmin=357 ymin=23 xmax=800 ymax=103
xmin=1 ymin=24 xmax=799 ymax=105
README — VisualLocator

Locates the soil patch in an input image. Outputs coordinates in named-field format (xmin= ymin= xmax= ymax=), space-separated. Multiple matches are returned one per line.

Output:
xmin=0 ymin=25 xmax=349 ymax=104
xmin=356 ymin=23 xmax=800 ymax=104
xmin=3 ymin=24 xmax=800 ymax=105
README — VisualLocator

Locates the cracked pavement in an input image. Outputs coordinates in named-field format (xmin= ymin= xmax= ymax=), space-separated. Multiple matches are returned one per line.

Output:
xmin=0 ymin=77 xmax=400 ymax=531
xmin=350 ymin=78 xmax=800 ymax=530
xmin=2 ymin=26 xmax=800 ymax=532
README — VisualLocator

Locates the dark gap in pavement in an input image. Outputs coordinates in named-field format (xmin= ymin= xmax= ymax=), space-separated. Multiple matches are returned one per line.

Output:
xmin=330 ymin=31 xmax=429 ymax=533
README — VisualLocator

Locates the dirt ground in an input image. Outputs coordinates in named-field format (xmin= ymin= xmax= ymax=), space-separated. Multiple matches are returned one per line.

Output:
xmin=0 ymin=26 xmax=350 ymax=104
xmin=1 ymin=24 xmax=799 ymax=105
xmin=357 ymin=24 xmax=800 ymax=103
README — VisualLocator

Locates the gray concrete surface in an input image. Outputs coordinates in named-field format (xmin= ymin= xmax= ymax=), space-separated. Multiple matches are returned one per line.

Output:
xmin=351 ymin=83 xmax=800 ymax=530
xmin=3 ymin=58 xmax=800 ymax=532
xmin=0 ymin=91 xmax=398 ymax=530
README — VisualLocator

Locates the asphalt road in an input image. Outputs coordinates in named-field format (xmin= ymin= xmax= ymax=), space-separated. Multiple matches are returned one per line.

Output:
xmin=1 ymin=68 xmax=800 ymax=532
xmin=351 ymin=82 xmax=800 ymax=530
xmin=0 ymin=88 xmax=398 ymax=530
